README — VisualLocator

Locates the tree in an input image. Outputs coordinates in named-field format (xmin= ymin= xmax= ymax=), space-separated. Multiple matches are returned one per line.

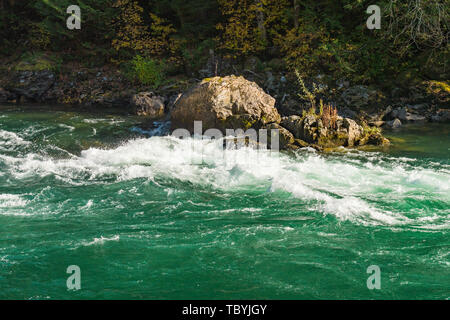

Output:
xmin=384 ymin=0 xmax=449 ymax=53
xmin=215 ymin=0 xmax=288 ymax=58
xmin=112 ymin=0 xmax=179 ymax=61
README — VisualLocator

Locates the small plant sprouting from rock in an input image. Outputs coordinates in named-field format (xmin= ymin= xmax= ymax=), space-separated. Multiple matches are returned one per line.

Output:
xmin=362 ymin=123 xmax=381 ymax=136
xmin=295 ymin=69 xmax=323 ymax=115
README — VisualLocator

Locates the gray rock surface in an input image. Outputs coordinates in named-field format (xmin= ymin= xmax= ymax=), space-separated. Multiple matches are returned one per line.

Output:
xmin=171 ymin=76 xmax=281 ymax=133
xmin=131 ymin=92 xmax=165 ymax=119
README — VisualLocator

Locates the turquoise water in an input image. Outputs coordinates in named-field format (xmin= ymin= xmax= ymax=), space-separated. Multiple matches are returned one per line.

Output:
xmin=0 ymin=105 xmax=449 ymax=300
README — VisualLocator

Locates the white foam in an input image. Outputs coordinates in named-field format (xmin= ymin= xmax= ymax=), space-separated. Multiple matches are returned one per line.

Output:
xmin=0 ymin=136 xmax=448 ymax=228
xmin=83 ymin=235 xmax=120 ymax=246
xmin=0 ymin=129 xmax=30 ymax=150
xmin=58 ymin=124 xmax=75 ymax=131
xmin=0 ymin=194 xmax=29 ymax=208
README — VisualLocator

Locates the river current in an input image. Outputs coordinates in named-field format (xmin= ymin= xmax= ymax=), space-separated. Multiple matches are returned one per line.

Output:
xmin=0 ymin=105 xmax=448 ymax=299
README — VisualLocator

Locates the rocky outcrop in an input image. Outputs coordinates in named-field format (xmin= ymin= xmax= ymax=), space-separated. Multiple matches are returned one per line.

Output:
xmin=431 ymin=109 xmax=450 ymax=123
xmin=389 ymin=106 xmax=426 ymax=122
xmin=131 ymin=92 xmax=165 ymax=118
xmin=280 ymin=114 xmax=389 ymax=148
xmin=341 ymin=85 xmax=378 ymax=108
xmin=265 ymin=123 xmax=295 ymax=149
xmin=6 ymin=71 xmax=55 ymax=101
xmin=0 ymin=88 xmax=15 ymax=103
xmin=343 ymin=118 xmax=365 ymax=147
xmin=171 ymin=76 xmax=281 ymax=133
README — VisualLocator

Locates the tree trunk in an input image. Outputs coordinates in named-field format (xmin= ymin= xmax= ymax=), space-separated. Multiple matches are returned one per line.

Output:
xmin=255 ymin=0 xmax=267 ymax=43
xmin=294 ymin=0 xmax=300 ymax=29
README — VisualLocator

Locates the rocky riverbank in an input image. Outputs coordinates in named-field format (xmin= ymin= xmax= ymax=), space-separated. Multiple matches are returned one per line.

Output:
xmin=1 ymin=67 xmax=448 ymax=151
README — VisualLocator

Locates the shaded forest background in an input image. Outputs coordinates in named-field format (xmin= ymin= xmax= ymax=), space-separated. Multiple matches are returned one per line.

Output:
xmin=0 ymin=0 xmax=448 ymax=88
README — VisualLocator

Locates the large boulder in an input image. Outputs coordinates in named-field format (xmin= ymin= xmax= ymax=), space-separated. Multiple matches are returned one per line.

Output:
xmin=171 ymin=76 xmax=281 ymax=132
xmin=131 ymin=92 xmax=165 ymax=118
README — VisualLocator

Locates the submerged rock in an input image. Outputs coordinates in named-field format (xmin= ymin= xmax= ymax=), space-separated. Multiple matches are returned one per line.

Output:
xmin=171 ymin=75 xmax=281 ymax=133
xmin=131 ymin=92 xmax=165 ymax=119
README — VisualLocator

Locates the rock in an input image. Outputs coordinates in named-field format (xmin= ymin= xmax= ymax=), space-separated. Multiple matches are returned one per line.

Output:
xmin=407 ymin=103 xmax=429 ymax=111
xmin=281 ymin=114 xmax=372 ymax=148
xmin=265 ymin=123 xmax=295 ymax=149
xmin=166 ymin=93 xmax=183 ymax=113
xmin=404 ymin=113 xmax=426 ymax=122
xmin=368 ymin=132 xmax=390 ymax=146
xmin=0 ymin=88 xmax=15 ymax=102
xmin=293 ymin=139 xmax=310 ymax=148
xmin=8 ymin=71 xmax=55 ymax=101
xmin=390 ymin=106 xmax=426 ymax=122
xmin=171 ymin=76 xmax=281 ymax=133
xmin=380 ymin=105 xmax=393 ymax=121
xmin=280 ymin=115 xmax=303 ymax=138
xmin=386 ymin=118 xmax=402 ymax=128
xmin=341 ymin=85 xmax=377 ymax=108
xmin=338 ymin=106 xmax=358 ymax=119
xmin=391 ymin=107 xmax=407 ymax=120
xmin=368 ymin=120 xmax=385 ymax=127
xmin=299 ymin=115 xmax=318 ymax=143
xmin=430 ymin=109 xmax=450 ymax=123
xmin=343 ymin=118 xmax=364 ymax=147
xmin=131 ymin=92 xmax=165 ymax=118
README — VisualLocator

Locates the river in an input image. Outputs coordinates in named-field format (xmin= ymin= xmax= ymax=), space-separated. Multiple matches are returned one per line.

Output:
xmin=0 ymin=104 xmax=448 ymax=299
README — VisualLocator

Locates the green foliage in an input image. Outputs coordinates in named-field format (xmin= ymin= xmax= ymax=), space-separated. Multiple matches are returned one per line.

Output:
xmin=295 ymin=69 xmax=325 ymax=111
xmin=14 ymin=52 xmax=63 ymax=73
xmin=127 ymin=55 xmax=166 ymax=88
xmin=181 ymin=39 xmax=215 ymax=75
xmin=362 ymin=123 xmax=381 ymax=137
xmin=0 ymin=0 xmax=448 ymax=85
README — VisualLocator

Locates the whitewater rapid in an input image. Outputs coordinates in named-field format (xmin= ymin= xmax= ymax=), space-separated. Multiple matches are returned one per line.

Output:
xmin=0 ymin=128 xmax=449 ymax=229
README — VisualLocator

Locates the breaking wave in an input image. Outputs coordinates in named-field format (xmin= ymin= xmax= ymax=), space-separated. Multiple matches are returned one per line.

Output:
xmin=0 ymin=129 xmax=448 ymax=228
